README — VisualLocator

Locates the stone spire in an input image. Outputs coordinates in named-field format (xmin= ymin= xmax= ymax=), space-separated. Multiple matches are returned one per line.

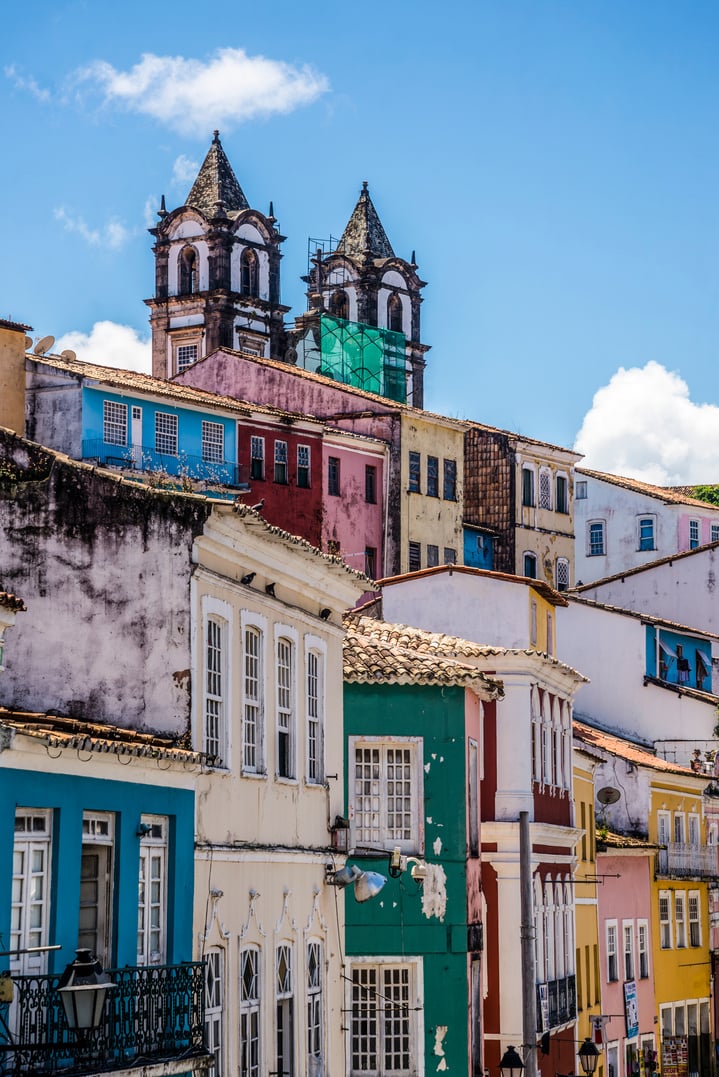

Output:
xmin=337 ymin=181 xmax=394 ymax=261
xmin=185 ymin=131 xmax=250 ymax=217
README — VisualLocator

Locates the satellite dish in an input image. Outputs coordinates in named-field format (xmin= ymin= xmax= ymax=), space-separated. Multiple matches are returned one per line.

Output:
xmin=597 ymin=786 xmax=621 ymax=806
xmin=61 ymin=349 xmax=77 ymax=362
xmin=24 ymin=335 xmax=33 ymax=350
xmin=33 ymin=335 xmax=55 ymax=356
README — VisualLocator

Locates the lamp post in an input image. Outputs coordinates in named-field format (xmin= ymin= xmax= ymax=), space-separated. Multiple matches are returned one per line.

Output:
xmin=500 ymin=1045 xmax=525 ymax=1077
xmin=578 ymin=1038 xmax=600 ymax=1077
xmin=58 ymin=949 xmax=116 ymax=1042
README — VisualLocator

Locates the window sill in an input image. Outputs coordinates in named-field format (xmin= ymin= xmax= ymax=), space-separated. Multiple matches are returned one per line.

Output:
xmin=241 ymin=769 xmax=268 ymax=780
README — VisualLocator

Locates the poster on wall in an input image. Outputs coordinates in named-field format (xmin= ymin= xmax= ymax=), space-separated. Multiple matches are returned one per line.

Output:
xmin=624 ymin=981 xmax=639 ymax=1039
xmin=662 ymin=1035 xmax=688 ymax=1077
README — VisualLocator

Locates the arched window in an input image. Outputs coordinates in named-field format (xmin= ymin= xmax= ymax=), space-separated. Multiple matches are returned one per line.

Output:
xmin=387 ymin=292 xmax=403 ymax=333
xmin=240 ymin=249 xmax=259 ymax=297
xmin=179 ymin=247 xmax=198 ymax=295
xmin=329 ymin=290 xmax=349 ymax=320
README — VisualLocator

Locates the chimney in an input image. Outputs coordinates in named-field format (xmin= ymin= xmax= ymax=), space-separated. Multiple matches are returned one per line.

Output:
xmin=0 ymin=319 xmax=31 ymax=435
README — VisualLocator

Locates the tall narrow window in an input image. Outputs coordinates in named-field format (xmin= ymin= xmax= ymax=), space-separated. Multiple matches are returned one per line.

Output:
xmin=80 ymin=812 xmax=114 ymax=966
xmin=243 ymin=626 xmax=264 ymax=774
xmin=365 ymin=465 xmax=377 ymax=503
xmin=468 ymin=739 xmax=479 ymax=857
xmin=250 ymin=436 xmax=265 ymax=480
xmin=205 ymin=618 xmax=225 ymax=764
xmin=202 ymin=421 xmax=224 ymax=464
xmin=206 ymin=949 xmax=225 ymax=1077
xmin=297 ymin=445 xmax=310 ymax=488
xmin=179 ymin=247 xmax=198 ymax=294
xmin=351 ymin=964 xmax=415 ymax=1077
xmin=276 ymin=945 xmax=294 ymax=1077
xmin=408 ymin=452 xmax=421 ymax=493
xmin=307 ymin=942 xmax=323 ymax=1072
xmin=556 ymin=475 xmax=568 ymax=513
xmin=588 ymin=521 xmax=605 ymax=556
xmin=524 ymin=552 xmax=537 ymax=579
xmin=103 ymin=400 xmax=128 ymax=446
xmin=675 ymin=892 xmax=686 ymax=948
xmin=522 ymin=467 xmax=535 ymax=507
xmin=689 ymin=892 xmax=701 ymax=946
xmin=427 ymin=456 xmax=439 ymax=497
xmin=274 ymin=440 xmax=288 ymax=484
xmin=137 ymin=817 xmax=167 ymax=966
xmin=276 ymin=637 xmax=295 ymax=779
xmin=408 ymin=541 xmax=421 ymax=573
xmin=443 ymin=459 xmax=457 ymax=501
xmin=328 ymin=457 xmax=340 ymax=496
xmin=155 ymin=412 xmax=178 ymax=456
xmin=659 ymin=891 xmax=672 ymax=949
xmin=539 ymin=469 xmax=552 ymax=510
xmin=556 ymin=558 xmax=570 ymax=592
xmin=329 ymin=290 xmax=349 ymax=320
xmin=11 ymin=810 xmax=52 ymax=976
xmin=364 ymin=547 xmax=377 ymax=579
xmin=307 ymin=649 xmax=324 ymax=783
xmin=387 ymin=293 xmax=403 ymax=333
xmin=638 ymin=922 xmax=649 ymax=978
xmin=689 ymin=519 xmax=700 ymax=548
xmin=426 ymin=544 xmax=439 ymax=568
xmin=639 ymin=517 xmax=655 ymax=551
xmin=624 ymin=923 xmax=634 ymax=979
xmin=240 ymin=947 xmax=261 ymax=1077
xmin=606 ymin=923 xmax=618 ymax=981
xmin=240 ymin=249 xmax=258 ymax=297
xmin=712 ymin=524 xmax=719 ymax=543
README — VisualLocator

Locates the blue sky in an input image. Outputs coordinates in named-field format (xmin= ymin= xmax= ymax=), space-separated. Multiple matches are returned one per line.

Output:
xmin=3 ymin=1 xmax=719 ymax=482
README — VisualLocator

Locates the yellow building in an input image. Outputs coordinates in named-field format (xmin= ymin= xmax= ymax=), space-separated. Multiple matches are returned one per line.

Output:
xmin=0 ymin=318 xmax=30 ymax=436
xmin=573 ymin=741 xmax=602 ymax=1069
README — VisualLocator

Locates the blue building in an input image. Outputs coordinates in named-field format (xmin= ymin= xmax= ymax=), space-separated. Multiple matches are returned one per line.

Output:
xmin=463 ymin=524 xmax=495 ymax=570
xmin=645 ymin=624 xmax=713 ymax=693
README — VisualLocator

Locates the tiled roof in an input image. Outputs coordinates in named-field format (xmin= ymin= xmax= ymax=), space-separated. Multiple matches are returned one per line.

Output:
xmin=567 ymin=594 xmax=719 ymax=640
xmin=379 ymin=564 xmax=569 ymax=607
xmin=600 ymin=830 xmax=658 ymax=850
xmin=185 ymin=132 xmax=249 ymax=217
xmin=0 ymin=591 xmax=26 ymax=612
xmin=573 ymin=719 xmax=699 ymax=777
xmin=337 ymin=182 xmax=394 ymax=261
xmin=572 ymin=540 xmax=719 ymax=593
xmin=343 ymin=617 xmax=504 ymax=696
xmin=0 ymin=318 xmax=32 ymax=333
xmin=0 ymin=708 xmax=205 ymax=764
xmin=578 ymin=467 xmax=719 ymax=511
xmin=346 ymin=614 xmax=585 ymax=679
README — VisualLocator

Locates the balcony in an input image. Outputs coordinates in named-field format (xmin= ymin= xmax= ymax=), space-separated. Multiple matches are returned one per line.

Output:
xmin=82 ymin=439 xmax=249 ymax=492
xmin=656 ymin=843 xmax=718 ymax=880
xmin=536 ymin=974 xmax=577 ymax=1030
xmin=0 ymin=962 xmax=208 ymax=1076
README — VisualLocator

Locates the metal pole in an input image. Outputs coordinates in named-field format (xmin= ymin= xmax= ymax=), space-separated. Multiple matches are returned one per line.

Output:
xmin=520 ymin=810 xmax=538 ymax=1077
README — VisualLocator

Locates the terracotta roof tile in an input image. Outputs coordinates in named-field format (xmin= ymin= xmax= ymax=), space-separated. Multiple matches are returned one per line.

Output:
xmin=379 ymin=564 xmax=569 ymax=607
xmin=600 ymin=830 xmax=658 ymax=850
xmin=573 ymin=719 xmax=699 ymax=777
xmin=578 ymin=467 xmax=719 ymax=511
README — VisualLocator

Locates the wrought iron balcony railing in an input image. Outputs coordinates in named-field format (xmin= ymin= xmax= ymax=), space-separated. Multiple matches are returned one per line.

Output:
xmin=656 ymin=843 xmax=718 ymax=880
xmin=0 ymin=962 xmax=207 ymax=1076
xmin=536 ymin=974 xmax=577 ymax=1031
xmin=81 ymin=439 xmax=248 ymax=490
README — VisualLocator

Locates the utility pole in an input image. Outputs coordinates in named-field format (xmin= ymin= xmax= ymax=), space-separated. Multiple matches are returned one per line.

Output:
xmin=520 ymin=810 xmax=538 ymax=1077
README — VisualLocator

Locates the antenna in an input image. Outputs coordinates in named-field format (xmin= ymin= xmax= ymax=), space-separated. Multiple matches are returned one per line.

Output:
xmin=33 ymin=335 xmax=55 ymax=356
xmin=60 ymin=349 xmax=77 ymax=362
xmin=597 ymin=786 xmax=621 ymax=806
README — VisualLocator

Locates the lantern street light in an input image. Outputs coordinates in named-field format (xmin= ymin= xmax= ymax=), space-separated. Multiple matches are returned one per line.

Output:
xmin=58 ymin=949 xmax=116 ymax=1041
xmin=578 ymin=1038 xmax=601 ymax=1077
xmin=500 ymin=1045 xmax=525 ymax=1077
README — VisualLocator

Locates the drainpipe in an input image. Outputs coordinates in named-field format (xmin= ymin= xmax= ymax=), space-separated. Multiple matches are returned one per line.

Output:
xmin=520 ymin=810 xmax=538 ymax=1077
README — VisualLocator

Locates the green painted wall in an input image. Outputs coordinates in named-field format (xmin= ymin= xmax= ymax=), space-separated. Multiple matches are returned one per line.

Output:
xmin=344 ymin=681 xmax=472 ymax=1076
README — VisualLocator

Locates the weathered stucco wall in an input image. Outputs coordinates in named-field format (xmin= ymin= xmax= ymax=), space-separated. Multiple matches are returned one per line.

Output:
xmin=25 ymin=360 xmax=84 ymax=459
xmin=0 ymin=428 xmax=211 ymax=732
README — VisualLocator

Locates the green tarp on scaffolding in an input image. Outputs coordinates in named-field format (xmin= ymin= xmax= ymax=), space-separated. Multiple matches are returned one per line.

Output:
xmin=317 ymin=315 xmax=407 ymax=403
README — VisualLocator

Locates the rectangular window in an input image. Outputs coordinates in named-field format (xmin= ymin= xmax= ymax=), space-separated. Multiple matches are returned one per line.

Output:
xmin=328 ymin=456 xmax=340 ymax=496
xmin=408 ymin=451 xmax=421 ymax=493
xmin=606 ymin=922 xmax=618 ymax=981
xmin=712 ymin=524 xmax=719 ymax=543
xmin=103 ymin=400 xmax=128 ymax=446
xmin=351 ymin=739 xmax=421 ymax=851
xmin=690 ymin=519 xmax=700 ymax=549
xmin=674 ymin=813 xmax=686 ymax=844
xmin=205 ymin=618 xmax=225 ymax=764
xmin=250 ymin=436 xmax=265 ymax=480
xmin=365 ymin=464 xmax=377 ymax=503
xmin=539 ymin=470 xmax=552 ymax=510
xmin=689 ymin=892 xmax=701 ymax=947
xmin=427 ymin=455 xmax=439 ymax=497
xmin=364 ymin=547 xmax=377 ymax=579
xmin=307 ymin=649 xmax=324 ymax=784
xmin=276 ymin=945 xmax=294 ymax=1077
xmin=200 ymin=421 xmax=224 ymax=465
xmin=240 ymin=947 xmax=261 ymax=1077
xmin=576 ymin=480 xmax=587 ymax=499
xmin=274 ymin=440 xmax=288 ymax=484
xmin=589 ymin=521 xmax=605 ymax=556
xmin=443 ymin=458 xmax=457 ymax=501
xmin=659 ymin=891 xmax=672 ymax=949
xmin=426 ymin=544 xmax=439 ymax=568
xmin=11 ymin=810 xmax=52 ymax=976
xmin=524 ymin=552 xmax=537 ymax=579
xmin=176 ymin=343 xmax=198 ymax=372
xmin=468 ymin=739 xmax=479 ymax=857
xmin=408 ymin=541 xmax=421 ymax=573
xmin=137 ymin=816 xmax=167 ymax=966
xmin=556 ymin=558 xmax=570 ymax=592
xmin=639 ymin=517 xmax=655 ymax=551
xmin=206 ymin=949 xmax=225 ymax=1077
xmin=243 ymin=626 xmax=264 ymax=774
xmin=155 ymin=412 xmax=178 ymax=456
xmin=675 ymin=892 xmax=687 ymax=948
xmin=638 ymin=921 xmax=649 ymax=978
xmin=624 ymin=922 xmax=634 ymax=980
xmin=522 ymin=467 xmax=535 ymax=507
xmin=444 ymin=547 xmax=457 ymax=565
xmin=276 ymin=637 xmax=295 ymax=780
xmin=79 ymin=812 xmax=114 ymax=966
xmin=556 ymin=475 xmax=568 ymax=513
xmin=297 ymin=445 xmax=310 ymax=488
xmin=307 ymin=942 xmax=323 ymax=1071
xmin=351 ymin=963 xmax=416 ymax=1077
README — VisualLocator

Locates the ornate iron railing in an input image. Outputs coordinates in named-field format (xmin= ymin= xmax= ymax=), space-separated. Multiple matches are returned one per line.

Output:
xmin=0 ymin=962 xmax=207 ymax=1076
xmin=656 ymin=843 xmax=718 ymax=880
xmin=536 ymin=974 xmax=577 ymax=1031
xmin=81 ymin=439 xmax=248 ymax=490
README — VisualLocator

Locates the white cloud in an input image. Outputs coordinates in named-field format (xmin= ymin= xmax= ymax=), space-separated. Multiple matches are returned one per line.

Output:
xmin=574 ymin=360 xmax=719 ymax=485
xmin=55 ymin=322 xmax=151 ymax=374
xmin=55 ymin=207 xmax=133 ymax=251
xmin=73 ymin=47 xmax=329 ymax=136
xmin=172 ymin=154 xmax=199 ymax=186
xmin=5 ymin=64 xmax=51 ymax=102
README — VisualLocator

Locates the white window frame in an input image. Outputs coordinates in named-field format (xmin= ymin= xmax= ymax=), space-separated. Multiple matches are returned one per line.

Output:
xmin=623 ymin=920 xmax=635 ymax=980
xmin=688 ymin=813 xmax=700 ymax=846
xmin=250 ymin=435 xmax=265 ymax=480
xmin=275 ymin=626 xmax=298 ymax=781
xmin=556 ymin=558 xmax=570 ymax=592
xmin=206 ymin=947 xmax=226 ymax=1077
xmin=555 ymin=472 xmax=569 ymax=513
xmin=712 ymin=524 xmax=719 ymax=544
xmin=521 ymin=465 xmax=535 ymax=508
xmin=275 ymin=943 xmax=295 ymax=1077
xmin=306 ymin=939 xmax=324 ymax=1073
xmin=349 ymin=736 xmax=424 ymax=853
xmin=103 ymin=400 xmax=128 ymax=446
xmin=347 ymin=956 xmax=424 ymax=1077
xmin=176 ymin=341 xmax=198 ymax=373
xmin=297 ymin=444 xmax=311 ymax=488
xmin=274 ymin=439 xmax=288 ymax=484
xmin=690 ymin=519 xmax=700 ymax=549
xmin=137 ymin=815 xmax=167 ymax=966
xmin=576 ymin=480 xmax=588 ymax=499
xmin=202 ymin=420 xmax=225 ymax=464
xmin=638 ymin=919 xmax=650 ymax=979
xmin=202 ymin=597 xmax=232 ymax=767
xmin=539 ymin=467 xmax=552 ymax=510
xmin=240 ymin=945 xmax=261 ymax=1077
xmin=674 ymin=812 xmax=686 ymax=845
xmin=688 ymin=890 xmax=701 ymax=947
xmin=305 ymin=635 xmax=326 ymax=785
xmin=606 ymin=920 xmax=618 ymax=982
xmin=657 ymin=811 xmax=671 ymax=847
xmin=241 ymin=613 xmax=267 ymax=776
xmin=588 ymin=519 xmax=606 ymax=557
xmin=659 ymin=890 xmax=673 ymax=949
xmin=155 ymin=411 xmax=178 ymax=456
xmin=523 ymin=551 xmax=537 ymax=579
xmin=11 ymin=809 xmax=52 ymax=975
xmin=638 ymin=515 xmax=656 ymax=552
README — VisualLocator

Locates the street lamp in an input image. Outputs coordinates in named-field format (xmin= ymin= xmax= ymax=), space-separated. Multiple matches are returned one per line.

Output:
xmin=58 ymin=949 xmax=116 ymax=1039
xmin=578 ymin=1038 xmax=600 ymax=1076
xmin=500 ymin=1045 xmax=525 ymax=1077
